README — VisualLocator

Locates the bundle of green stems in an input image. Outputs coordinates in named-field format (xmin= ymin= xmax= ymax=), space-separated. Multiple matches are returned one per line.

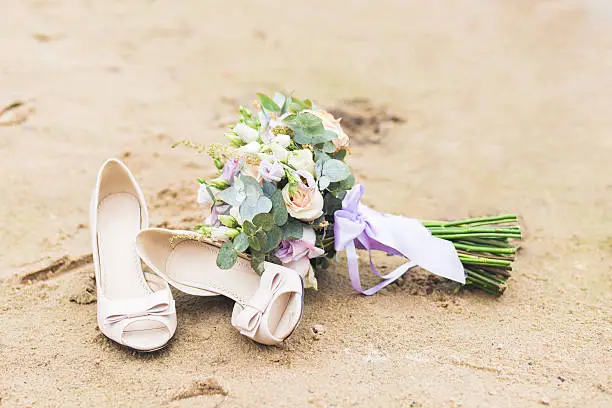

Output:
xmin=422 ymin=215 xmax=521 ymax=296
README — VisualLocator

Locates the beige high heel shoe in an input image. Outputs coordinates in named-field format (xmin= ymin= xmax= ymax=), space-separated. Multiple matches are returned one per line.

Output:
xmin=91 ymin=159 xmax=177 ymax=351
xmin=136 ymin=228 xmax=304 ymax=346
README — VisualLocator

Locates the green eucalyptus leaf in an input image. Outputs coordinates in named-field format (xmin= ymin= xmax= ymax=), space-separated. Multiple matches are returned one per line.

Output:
xmin=233 ymin=232 xmax=249 ymax=252
xmin=333 ymin=149 xmax=347 ymax=161
xmin=253 ymin=213 xmax=275 ymax=231
xmin=289 ymin=102 xmax=303 ymax=113
xmin=322 ymin=159 xmax=350 ymax=182
xmin=264 ymin=226 xmax=282 ymax=252
xmin=217 ymin=187 xmax=241 ymax=207
xmin=253 ymin=230 xmax=267 ymax=252
xmin=241 ymin=175 xmax=263 ymax=198
xmin=314 ymin=150 xmax=331 ymax=164
xmin=250 ymin=253 xmax=266 ymax=275
xmin=269 ymin=189 xmax=288 ymax=226
xmin=217 ymin=242 xmax=238 ymax=269
xmin=283 ymin=219 xmax=304 ymax=240
xmin=243 ymin=220 xmax=257 ymax=236
xmin=273 ymin=204 xmax=288 ymax=226
xmin=248 ymin=235 xmax=262 ymax=251
xmin=322 ymin=141 xmax=337 ymax=153
xmin=318 ymin=176 xmax=331 ymax=190
xmin=240 ymin=195 xmax=273 ymax=221
xmin=298 ymin=112 xmax=324 ymax=138
xmin=312 ymin=130 xmax=338 ymax=146
xmin=283 ymin=112 xmax=324 ymax=145
xmin=262 ymin=181 xmax=276 ymax=197
xmin=257 ymin=93 xmax=281 ymax=112
xmin=329 ymin=173 xmax=355 ymax=192
xmin=330 ymin=188 xmax=347 ymax=200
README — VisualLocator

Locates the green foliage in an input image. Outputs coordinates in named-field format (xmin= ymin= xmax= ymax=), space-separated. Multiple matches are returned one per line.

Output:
xmin=318 ymin=175 xmax=331 ymax=190
xmin=324 ymin=192 xmax=343 ymax=215
xmin=250 ymin=253 xmax=266 ymax=275
xmin=270 ymin=189 xmax=288 ymax=226
xmin=257 ymin=93 xmax=281 ymax=112
xmin=232 ymin=232 xmax=249 ymax=252
xmin=253 ymin=213 xmax=275 ymax=231
xmin=284 ymin=112 xmax=325 ymax=145
xmin=282 ymin=219 xmax=304 ymax=240
xmin=333 ymin=149 xmax=347 ymax=161
xmin=216 ymin=242 xmax=238 ymax=269
xmin=264 ymin=226 xmax=282 ymax=252
xmin=322 ymin=159 xmax=350 ymax=182
xmin=237 ymin=175 xmax=273 ymax=221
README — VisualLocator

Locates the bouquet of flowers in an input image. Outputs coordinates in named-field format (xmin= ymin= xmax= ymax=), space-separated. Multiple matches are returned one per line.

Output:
xmin=178 ymin=92 xmax=522 ymax=295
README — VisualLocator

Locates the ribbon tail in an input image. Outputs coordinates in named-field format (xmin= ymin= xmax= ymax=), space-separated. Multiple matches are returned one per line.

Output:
xmin=358 ymin=208 xmax=466 ymax=285
xmin=346 ymin=241 xmax=416 ymax=296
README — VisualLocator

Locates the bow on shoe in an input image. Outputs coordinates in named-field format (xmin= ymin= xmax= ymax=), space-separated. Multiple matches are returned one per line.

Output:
xmin=233 ymin=270 xmax=285 ymax=338
xmin=334 ymin=184 xmax=465 ymax=296
xmin=103 ymin=290 xmax=175 ymax=325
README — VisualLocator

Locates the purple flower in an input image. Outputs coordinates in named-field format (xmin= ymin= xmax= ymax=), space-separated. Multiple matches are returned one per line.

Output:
xmin=221 ymin=159 xmax=242 ymax=183
xmin=205 ymin=204 xmax=228 ymax=227
xmin=275 ymin=227 xmax=324 ymax=263
xmin=259 ymin=160 xmax=284 ymax=182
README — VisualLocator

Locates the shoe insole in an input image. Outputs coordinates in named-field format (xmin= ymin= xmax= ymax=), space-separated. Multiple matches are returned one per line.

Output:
xmin=97 ymin=193 xmax=168 ymax=346
xmin=166 ymin=239 xmax=298 ymax=337
xmin=97 ymin=193 xmax=149 ymax=299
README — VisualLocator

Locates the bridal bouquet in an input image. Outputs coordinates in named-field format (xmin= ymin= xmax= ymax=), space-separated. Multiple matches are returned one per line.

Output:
xmin=179 ymin=92 xmax=522 ymax=295
xmin=189 ymin=93 xmax=352 ymax=290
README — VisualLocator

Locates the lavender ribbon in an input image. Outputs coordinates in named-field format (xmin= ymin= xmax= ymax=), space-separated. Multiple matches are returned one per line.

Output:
xmin=334 ymin=184 xmax=465 ymax=295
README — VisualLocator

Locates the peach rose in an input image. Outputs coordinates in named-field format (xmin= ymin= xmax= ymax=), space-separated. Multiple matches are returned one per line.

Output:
xmin=305 ymin=108 xmax=350 ymax=152
xmin=281 ymin=177 xmax=324 ymax=221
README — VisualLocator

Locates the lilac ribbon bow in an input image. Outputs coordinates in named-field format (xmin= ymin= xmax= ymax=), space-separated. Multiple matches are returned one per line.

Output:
xmin=334 ymin=184 xmax=465 ymax=295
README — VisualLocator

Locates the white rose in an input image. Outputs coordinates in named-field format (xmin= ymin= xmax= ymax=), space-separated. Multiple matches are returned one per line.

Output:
xmin=273 ymin=133 xmax=291 ymax=147
xmin=287 ymin=149 xmax=315 ymax=176
xmin=197 ymin=184 xmax=218 ymax=205
xmin=234 ymin=123 xmax=259 ymax=143
xmin=270 ymin=142 xmax=289 ymax=162
xmin=281 ymin=182 xmax=324 ymax=221
xmin=305 ymin=109 xmax=349 ymax=152
xmin=239 ymin=141 xmax=261 ymax=154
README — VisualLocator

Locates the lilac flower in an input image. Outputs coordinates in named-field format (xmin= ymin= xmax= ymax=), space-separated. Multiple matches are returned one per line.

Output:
xmin=221 ymin=159 xmax=242 ymax=183
xmin=259 ymin=160 xmax=284 ymax=183
xmin=205 ymin=204 xmax=229 ymax=227
xmin=275 ymin=227 xmax=324 ymax=263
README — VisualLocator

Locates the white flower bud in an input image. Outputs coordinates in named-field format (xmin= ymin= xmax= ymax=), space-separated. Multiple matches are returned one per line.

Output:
xmin=239 ymin=141 xmax=261 ymax=154
xmin=234 ymin=123 xmax=259 ymax=143
xmin=274 ymin=133 xmax=291 ymax=147
xmin=287 ymin=149 xmax=315 ymax=175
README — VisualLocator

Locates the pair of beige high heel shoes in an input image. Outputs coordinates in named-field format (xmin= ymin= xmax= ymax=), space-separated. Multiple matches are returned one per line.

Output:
xmin=91 ymin=159 xmax=304 ymax=351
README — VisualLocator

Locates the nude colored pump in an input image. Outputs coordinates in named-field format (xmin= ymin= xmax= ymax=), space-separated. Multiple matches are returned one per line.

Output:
xmin=136 ymin=228 xmax=304 ymax=345
xmin=91 ymin=159 xmax=177 ymax=351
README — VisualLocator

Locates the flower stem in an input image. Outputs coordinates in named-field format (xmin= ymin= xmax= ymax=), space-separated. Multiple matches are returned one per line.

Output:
xmin=439 ymin=214 xmax=517 ymax=227
xmin=452 ymin=242 xmax=516 ymax=255
xmin=433 ymin=232 xmax=522 ymax=240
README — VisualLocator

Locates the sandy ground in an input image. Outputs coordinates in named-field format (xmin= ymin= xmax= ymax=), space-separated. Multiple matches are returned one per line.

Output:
xmin=1 ymin=0 xmax=611 ymax=407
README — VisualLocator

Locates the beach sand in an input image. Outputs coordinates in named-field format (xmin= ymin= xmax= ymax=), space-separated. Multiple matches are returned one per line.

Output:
xmin=1 ymin=0 xmax=611 ymax=406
